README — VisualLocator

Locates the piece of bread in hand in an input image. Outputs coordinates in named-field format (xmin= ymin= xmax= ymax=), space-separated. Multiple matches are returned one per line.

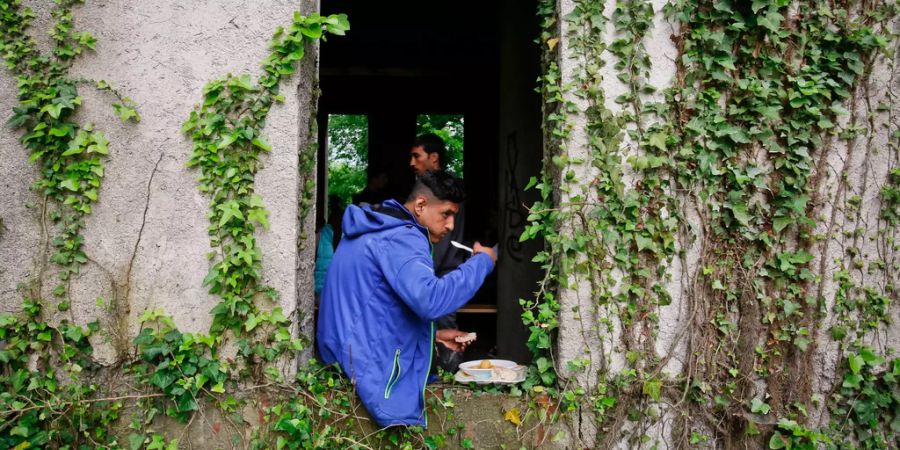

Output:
xmin=454 ymin=332 xmax=477 ymax=343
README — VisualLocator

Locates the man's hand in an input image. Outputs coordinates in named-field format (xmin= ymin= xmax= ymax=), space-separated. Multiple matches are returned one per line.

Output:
xmin=436 ymin=329 xmax=475 ymax=352
xmin=472 ymin=242 xmax=497 ymax=264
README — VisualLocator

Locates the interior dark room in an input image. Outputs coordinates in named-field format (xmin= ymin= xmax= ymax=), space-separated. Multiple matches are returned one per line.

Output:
xmin=316 ymin=0 xmax=544 ymax=366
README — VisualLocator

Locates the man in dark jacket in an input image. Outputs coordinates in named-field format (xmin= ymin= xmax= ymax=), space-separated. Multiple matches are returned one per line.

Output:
xmin=409 ymin=133 xmax=471 ymax=372
xmin=317 ymin=171 xmax=496 ymax=427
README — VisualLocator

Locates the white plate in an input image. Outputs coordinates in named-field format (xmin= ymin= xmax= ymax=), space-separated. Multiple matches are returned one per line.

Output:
xmin=454 ymin=359 xmax=526 ymax=385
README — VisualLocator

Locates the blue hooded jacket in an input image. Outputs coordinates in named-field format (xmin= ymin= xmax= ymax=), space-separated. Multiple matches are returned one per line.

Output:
xmin=316 ymin=199 xmax=494 ymax=427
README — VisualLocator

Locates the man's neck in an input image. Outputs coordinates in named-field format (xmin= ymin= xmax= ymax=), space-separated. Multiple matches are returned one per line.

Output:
xmin=403 ymin=201 xmax=417 ymax=218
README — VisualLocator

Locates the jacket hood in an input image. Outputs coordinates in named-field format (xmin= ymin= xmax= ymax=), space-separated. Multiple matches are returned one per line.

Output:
xmin=342 ymin=199 xmax=426 ymax=239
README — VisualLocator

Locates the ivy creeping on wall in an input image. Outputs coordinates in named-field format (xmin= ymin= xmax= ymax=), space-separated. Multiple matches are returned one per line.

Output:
xmin=0 ymin=0 xmax=143 ymax=448
xmin=1 ymin=0 xmax=138 ymax=304
xmin=127 ymin=10 xmax=351 ymax=419
xmin=525 ymin=0 xmax=898 ymax=448
xmin=666 ymin=1 xmax=896 ymax=447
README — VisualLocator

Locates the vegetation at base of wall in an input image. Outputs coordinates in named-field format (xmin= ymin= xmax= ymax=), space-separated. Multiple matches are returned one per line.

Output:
xmin=0 ymin=299 xmax=119 ymax=448
xmin=523 ymin=0 xmax=898 ymax=448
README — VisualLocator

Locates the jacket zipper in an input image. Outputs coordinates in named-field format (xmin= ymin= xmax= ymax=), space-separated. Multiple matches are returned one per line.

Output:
xmin=384 ymin=348 xmax=401 ymax=399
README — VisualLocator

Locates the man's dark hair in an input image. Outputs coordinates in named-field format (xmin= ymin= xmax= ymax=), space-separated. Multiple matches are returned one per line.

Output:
xmin=413 ymin=133 xmax=448 ymax=169
xmin=408 ymin=170 xmax=465 ymax=204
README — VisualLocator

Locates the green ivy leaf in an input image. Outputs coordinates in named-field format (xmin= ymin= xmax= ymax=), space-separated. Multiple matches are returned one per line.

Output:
xmin=150 ymin=369 xmax=176 ymax=389
xmin=757 ymin=10 xmax=784 ymax=33
xmin=128 ymin=433 xmax=144 ymax=450
xmin=635 ymin=235 xmax=654 ymax=252
xmin=647 ymin=132 xmax=667 ymax=151
xmin=750 ymin=397 xmax=770 ymax=415
xmin=60 ymin=179 xmax=80 ymax=191
xmin=830 ymin=326 xmax=847 ymax=341
xmin=751 ymin=0 xmax=767 ymax=14
xmin=843 ymin=372 xmax=862 ymax=388
xmin=42 ymin=103 xmax=65 ymax=119
xmin=247 ymin=208 xmax=270 ymax=229
xmin=177 ymin=394 xmax=198 ymax=412
xmin=783 ymin=299 xmax=800 ymax=317
xmin=642 ymin=378 xmax=661 ymax=401
xmin=859 ymin=347 xmax=884 ymax=366
xmin=300 ymin=22 xmax=323 ymax=39
xmin=730 ymin=202 xmax=751 ymax=227
xmin=772 ymin=215 xmax=792 ymax=233
xmin=848 ymin=353 xmax=863 ymax=374
xmin=324 ymin=14 xmax=350 ymax=36
xmin=217 ymin=133 xmax=238 ymax=149
xmin=217 ymin=201 xmax=244 ymax=227
xmin=112 ymin=103 xmax=140 ymax=123
xmin=251 ymin=137 xmax=272 ymax=152
xmin=768 ymin=432 xmax=787 ymax=449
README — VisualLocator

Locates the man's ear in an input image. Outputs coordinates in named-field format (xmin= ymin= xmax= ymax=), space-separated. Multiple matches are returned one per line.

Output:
xmin=428 ymin=151 xmax=440 ymax=169
xmin=414 ymin=196 xmax=427 ymax=215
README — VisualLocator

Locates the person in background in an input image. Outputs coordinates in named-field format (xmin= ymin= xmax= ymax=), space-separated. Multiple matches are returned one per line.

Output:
xmin=409 ymin=133 xmax=470 ymax=372
xmin=314 ymin=195 xmax=344 ymax=297
xmin=353 ymin=163 xmax=390 ymax=206
xmin=316 ymin=171 xmax=496 ymax=427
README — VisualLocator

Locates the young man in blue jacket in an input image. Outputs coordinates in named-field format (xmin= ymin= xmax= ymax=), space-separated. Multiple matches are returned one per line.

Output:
xmin=316 ymin=171 xmax=496 ymax=428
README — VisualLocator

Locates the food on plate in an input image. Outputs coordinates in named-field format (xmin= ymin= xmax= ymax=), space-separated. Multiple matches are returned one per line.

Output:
xmin=454 ymin=332 xmax=477 ymax=343
xmin=478 ymin=359 xmax=493 ymax=369
xmin=492 ymin=367 xmax=518 ymax=382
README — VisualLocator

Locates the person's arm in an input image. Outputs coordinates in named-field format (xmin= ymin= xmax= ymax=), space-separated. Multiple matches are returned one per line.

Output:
xmin=376 ymin=231 xmax=495 ymax=321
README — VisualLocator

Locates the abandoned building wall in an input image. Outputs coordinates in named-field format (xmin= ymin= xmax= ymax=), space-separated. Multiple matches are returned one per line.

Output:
xmin=2 ymin=0 xmax=897 ymax=448
xmin=552 ymin=0 xmax=898 ymax=448
xmin=0 ymin=0 xmax=315 ymax=366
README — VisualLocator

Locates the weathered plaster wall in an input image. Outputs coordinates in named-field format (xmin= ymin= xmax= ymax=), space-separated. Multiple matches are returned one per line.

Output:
xmin=553 ymin=0 xmax=898 ymax=447
xmin=809 ymin=42 xmax=900 ymax=424
xmin=0 ymin=1 xmax=314 ymax=366
xmin=0 ymin=69 xmax=42 ymax=312
xmin=554 ymin=0 xmax=681 ymax=445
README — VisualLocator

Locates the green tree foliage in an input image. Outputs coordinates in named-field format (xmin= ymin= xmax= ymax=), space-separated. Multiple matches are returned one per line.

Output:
xmin=327 ymin=114 xmax=368 ymax=165
xmin=326 ymin=114 xmax=367 ymax=206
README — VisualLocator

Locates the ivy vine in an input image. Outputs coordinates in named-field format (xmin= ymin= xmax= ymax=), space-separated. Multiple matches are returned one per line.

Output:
xmin=2 ymin=0 xmax=897 ymax=448
xmin=523 ymin=0 xmax=898 ymax=448
xmin=0 ymin=0 xmax=139 ymax=447
xmin=181 ymin=12 xmax=351 ymax=335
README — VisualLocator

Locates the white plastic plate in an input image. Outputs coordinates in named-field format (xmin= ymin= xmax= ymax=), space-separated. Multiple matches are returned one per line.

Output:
xmin=454 ymin=359 xmax=526 ymax=385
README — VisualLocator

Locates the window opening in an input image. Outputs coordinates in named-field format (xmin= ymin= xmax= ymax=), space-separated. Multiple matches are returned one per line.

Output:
xmin=317 ymin=0 xmax=542 ymax=368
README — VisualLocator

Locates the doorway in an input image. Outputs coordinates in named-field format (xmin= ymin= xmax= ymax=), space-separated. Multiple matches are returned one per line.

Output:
xmin=316 ymin=0 xmax=543 ymax=365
